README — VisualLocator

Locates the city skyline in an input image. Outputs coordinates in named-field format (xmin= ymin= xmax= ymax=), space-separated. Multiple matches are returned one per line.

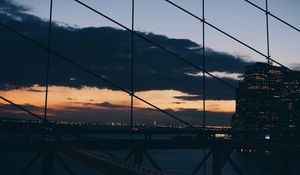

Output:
xmin=232 ymin=62 xmax=300 ymax=130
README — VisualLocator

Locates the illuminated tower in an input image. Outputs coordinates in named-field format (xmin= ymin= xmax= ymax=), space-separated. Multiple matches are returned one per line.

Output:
xmin=232 ymin=62 xmax=300 ymax=131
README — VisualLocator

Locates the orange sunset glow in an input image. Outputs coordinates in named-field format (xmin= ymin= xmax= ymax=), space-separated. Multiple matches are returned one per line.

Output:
xmin=0 ymin=85 xmax=235 ymax=114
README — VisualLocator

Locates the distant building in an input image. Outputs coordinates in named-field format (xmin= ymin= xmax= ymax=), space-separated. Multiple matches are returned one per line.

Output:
xmin=232 ymin=62 xmax=300 ymax=131
xmin=153 ymin=120 xmax=157 ymax=127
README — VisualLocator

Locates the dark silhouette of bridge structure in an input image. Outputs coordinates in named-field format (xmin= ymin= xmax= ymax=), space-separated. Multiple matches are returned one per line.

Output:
xmin=0 ymin=0 xmax=300 ymax=174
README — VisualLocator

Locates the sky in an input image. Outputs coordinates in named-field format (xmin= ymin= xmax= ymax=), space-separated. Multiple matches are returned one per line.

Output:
xmin=10 ymin=0 xmax=300 ymax=66
xmin=0 ymin=0 xmax=299 ymax=126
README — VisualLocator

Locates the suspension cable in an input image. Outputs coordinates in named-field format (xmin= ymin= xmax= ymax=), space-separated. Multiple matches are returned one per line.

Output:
xmin=1 ymin=0 xmax=297 ymax=133
xmin=202 ymin=1 xmax=207 ymax=174
xmin=72 ymin=0 xmax=237 ymax=90
xmin=0 ymin=96 xmax=46 ymax=122
xmin=265 ymin=0 xmax=271 ymax=64
xmin=163 ymin=0 xmax=292 ymax=71
xmin=244 ymin=0 xmax=300 ymax=33
xmin=44 ymin=0 xmax=53 ymax=121
xmin=130 ymin=0 xmax=135 ymax=140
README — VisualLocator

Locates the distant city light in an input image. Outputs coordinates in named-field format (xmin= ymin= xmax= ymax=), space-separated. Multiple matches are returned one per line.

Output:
xmin=265 ymin=135 xmax=271 ymax=140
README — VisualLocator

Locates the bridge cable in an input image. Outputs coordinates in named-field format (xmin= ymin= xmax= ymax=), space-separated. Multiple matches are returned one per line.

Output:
xmin=244 ymin=0 xmax=300 ymax=33
xmin=202 ymin=0 xmax=207 ymax=174
xmin=2 ymin=0 xmax=295 ymax=130
xmin=0 ymin=96 xmax=46 ymax=122
xmin=72 ymin=0 xmax=237 ymax=90
xmin=265 ymin=0 xmax=271 ymax=65
xmin=163 ymin=0 xmax=292 ymax=71
xmin=130 ymin=0 xmax=135 ymax=141
xmin=265 ymin=0 xmax=273 ymax=133
xmin=0 ymin=21 xmax=195 ymax=128
xmin=44 ymin=0 xmax=53 ymax=122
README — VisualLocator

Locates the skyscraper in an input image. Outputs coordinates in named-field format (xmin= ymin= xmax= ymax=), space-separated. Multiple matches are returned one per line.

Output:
xmin=232 ymin=62 xmax=300 ymax=132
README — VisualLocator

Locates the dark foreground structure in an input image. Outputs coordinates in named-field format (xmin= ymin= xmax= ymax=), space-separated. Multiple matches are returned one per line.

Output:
xmin=1 ymin=124 xmax=300 ymax=175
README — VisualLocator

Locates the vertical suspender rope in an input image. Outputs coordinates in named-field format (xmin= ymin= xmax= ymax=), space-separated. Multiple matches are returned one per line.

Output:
xmin=265 ymin=0 xmax=272 ymax=129
xmin=265 ymin=0 xmax=271 ymax=65
xmin=202 ymin=0 xmax=207 ymax=174
xmin=44 ymin=0 xmax=53 ymax=122
xmin=130 ymin=0 xmax=135 ymax=140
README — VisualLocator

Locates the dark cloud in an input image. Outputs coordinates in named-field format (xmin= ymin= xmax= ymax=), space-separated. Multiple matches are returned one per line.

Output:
xmin=0 ymin=103 xmax=40 ymax=111
xmin=0 ymin=103 xmax=44 ymax=121
xmin=26 ymin=89 xmax=45 ymax=92
xmin=172 ymin=102 xmax=185 ymax=104
xmin=65 ymin=101 xmax=129 ymax=109
xmin=97 ymin=102 xmax=128 ymax=109
xmin=0 ymin=0 xmax=30 ymax=15
xmin=67 ymin=98 xmax=77 ymax=101
xmin=0 ymin=0 xmax=252 ymax=101
xmin=174 ymin=95 xmax=202 ymax=101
